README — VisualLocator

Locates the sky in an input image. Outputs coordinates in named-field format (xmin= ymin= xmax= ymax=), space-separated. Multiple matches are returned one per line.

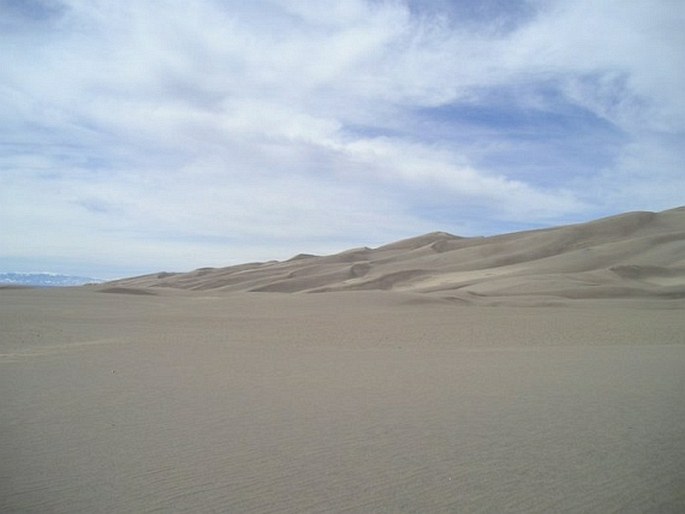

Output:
xmin=1 ymin=0 xmax=684 ymax=279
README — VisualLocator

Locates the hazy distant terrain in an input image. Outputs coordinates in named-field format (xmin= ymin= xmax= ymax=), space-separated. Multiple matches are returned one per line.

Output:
xmin=104 ymin=206 xmax=685 ymax=304
xmin=0 ymin=273 xmax=103 ymax=287
xmin=2 ymin=207 xmax=684 ymax=513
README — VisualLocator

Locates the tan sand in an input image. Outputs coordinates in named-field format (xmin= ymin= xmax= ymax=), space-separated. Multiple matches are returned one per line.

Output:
xmin=1 ymin=286 xmax=684 ymax=513
xmin=2 ymin=208 xmax=685 ymax=512
xmin=103 ymin=206 xmax=685 ymax=300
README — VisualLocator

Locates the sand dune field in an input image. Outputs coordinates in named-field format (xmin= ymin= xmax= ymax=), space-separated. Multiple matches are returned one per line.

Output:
xmin=2 ymin=208 xmax=685 ymax=512
xmin=104 ymin=206 xmax=685 ymax=302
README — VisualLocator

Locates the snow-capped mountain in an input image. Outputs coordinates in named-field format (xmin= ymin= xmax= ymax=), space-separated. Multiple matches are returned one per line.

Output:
xmin=0 ymin=272 xmax=104 ymax=287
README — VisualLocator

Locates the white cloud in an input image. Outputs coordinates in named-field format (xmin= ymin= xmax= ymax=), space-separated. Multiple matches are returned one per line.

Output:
xmin=1 ymin=0 xmax=683 ymax=276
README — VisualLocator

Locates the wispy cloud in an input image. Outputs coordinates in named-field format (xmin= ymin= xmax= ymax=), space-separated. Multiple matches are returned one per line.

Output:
xmin=1 ymin=0 xmax=683 ymax=277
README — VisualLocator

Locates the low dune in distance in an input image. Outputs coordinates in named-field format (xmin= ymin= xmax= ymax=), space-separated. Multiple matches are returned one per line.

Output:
xmin=2 ymin=207 xmax=685 ymax=513
xmin=100 ymin=206 xmax=685 ymax=304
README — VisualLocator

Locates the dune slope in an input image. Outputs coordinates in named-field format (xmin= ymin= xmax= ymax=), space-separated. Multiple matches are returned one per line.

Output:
xmin=102 ymin=206 xmax=685 ymax=302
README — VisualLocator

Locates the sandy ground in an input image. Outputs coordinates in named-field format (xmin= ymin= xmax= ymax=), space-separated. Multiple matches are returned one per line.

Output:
xmin=1 ymin=287 xmax=684 ymax=513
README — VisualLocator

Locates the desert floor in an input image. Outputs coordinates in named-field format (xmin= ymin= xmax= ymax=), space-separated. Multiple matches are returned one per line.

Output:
xmin=1 ymin=287 xmax=684 ymax=513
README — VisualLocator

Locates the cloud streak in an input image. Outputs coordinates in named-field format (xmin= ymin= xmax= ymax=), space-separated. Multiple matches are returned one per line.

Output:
xmin=1 ymin=0 xmax=683 ymax=277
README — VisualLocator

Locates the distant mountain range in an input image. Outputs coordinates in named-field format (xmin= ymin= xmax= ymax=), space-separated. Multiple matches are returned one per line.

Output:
xmin=0 ymin=272 xmax=104 ymax=287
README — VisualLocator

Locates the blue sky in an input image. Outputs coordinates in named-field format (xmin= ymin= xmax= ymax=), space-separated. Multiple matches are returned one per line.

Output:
xmin=1 ymin=0 xmax=684 ymax=278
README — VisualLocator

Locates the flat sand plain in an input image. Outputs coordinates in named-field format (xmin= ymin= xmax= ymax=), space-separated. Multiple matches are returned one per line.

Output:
xmin=1 ymin=286 xmax=684 ymax=513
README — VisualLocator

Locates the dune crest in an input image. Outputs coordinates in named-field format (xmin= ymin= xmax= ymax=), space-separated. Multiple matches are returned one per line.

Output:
xmin=100 ymin=207 xmax=685 ymax=302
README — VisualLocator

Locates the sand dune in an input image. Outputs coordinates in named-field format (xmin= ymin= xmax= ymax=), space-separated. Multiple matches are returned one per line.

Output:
xmin=98 ymin=286 xmax=159 ymax=295
xmin=102 ymin=206 xmax=685 ymax=303
xmin=2 ymin=207 xmax=685 ymax=513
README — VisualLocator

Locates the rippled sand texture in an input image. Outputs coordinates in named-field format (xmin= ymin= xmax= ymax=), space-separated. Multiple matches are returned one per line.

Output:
xmin=1 ymin=287 xmax=684 ymax=513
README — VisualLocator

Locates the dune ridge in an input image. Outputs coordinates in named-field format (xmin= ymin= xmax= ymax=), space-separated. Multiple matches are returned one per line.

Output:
xmin=101 ymin=206 xmax=685 ymax=303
